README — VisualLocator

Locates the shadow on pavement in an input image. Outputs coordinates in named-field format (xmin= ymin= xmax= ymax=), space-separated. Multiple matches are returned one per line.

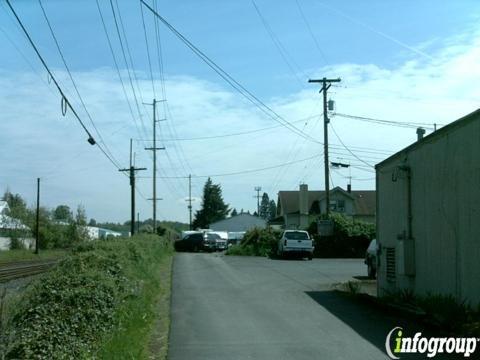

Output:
xmin=306 ymin=291 xmax=458 ymax=359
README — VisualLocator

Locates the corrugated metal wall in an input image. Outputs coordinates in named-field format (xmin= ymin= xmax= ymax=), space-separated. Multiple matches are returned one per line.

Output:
xmin=377 ymin=114 xmax=480 ymax=304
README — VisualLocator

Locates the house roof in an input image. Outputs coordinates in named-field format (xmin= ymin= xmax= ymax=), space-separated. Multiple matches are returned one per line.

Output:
xmin=210 ymin=213 xmax=266 ymax=226
xmin=376 ymin=108 xmax=480 ymax=169
xmin=277 ymin=186 xmax=376 ymax=216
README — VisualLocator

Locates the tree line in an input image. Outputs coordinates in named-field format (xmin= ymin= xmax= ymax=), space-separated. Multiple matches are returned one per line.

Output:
xmin=192 ymin=178 xmax=277 ymax=229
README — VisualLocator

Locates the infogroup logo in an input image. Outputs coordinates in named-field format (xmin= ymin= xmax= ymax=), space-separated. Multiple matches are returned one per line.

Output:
xmin=385 ymin=327 xmax=479 ymax=359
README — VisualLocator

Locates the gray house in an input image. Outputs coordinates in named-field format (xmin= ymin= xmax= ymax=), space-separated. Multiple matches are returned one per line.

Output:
xmin=376 ymin=109 xmax=480 ymax=304
xmin=274 ymin=184 xmax=375 ymax=229
xmin=209 ymin=213 xmax=266 ymax=232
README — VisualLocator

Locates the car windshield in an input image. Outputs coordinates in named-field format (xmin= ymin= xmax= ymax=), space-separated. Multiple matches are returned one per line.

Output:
xmin=285 ymin=231 xmax=309 ymax=240
xmin=206 ymin=233 xmax=220 ymax=240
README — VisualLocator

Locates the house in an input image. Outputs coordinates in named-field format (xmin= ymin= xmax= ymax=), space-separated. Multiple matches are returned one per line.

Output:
xmin=0 ymin=200 xmax=32 ymax=250
xmin=209 ymin=213 xmax=266 ymax=232
xmin=86 ymin=226 xmax=123 ymax=240
xmin=274 ymin=184 xmax=376 ymax=229
xmin=376 ymin=109 xmax=480 ymax=304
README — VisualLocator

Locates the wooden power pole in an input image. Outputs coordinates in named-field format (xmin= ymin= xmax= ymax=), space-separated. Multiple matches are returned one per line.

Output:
xmin=308 ymin=77 xmax=341 ymax=218
xmin=120 ymin=139 xmax=147 ymax=236
xmin=35 ymin=177 xmax=40 ymax=254
xmin=144 ymin=99 xmax=165 ymax=234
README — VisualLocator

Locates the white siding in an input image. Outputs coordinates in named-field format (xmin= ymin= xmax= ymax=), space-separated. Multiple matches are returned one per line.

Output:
xmin=377 ymin=114 xmax=480 ymax=304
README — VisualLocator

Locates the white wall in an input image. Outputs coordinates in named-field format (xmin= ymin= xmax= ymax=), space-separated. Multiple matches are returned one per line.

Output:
xmin=377 ymin=114 xmax=480 ymax=304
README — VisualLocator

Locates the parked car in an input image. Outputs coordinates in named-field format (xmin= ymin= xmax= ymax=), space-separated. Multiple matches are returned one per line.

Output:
xmin=204 ymin=232 xmax=219 ymax=252
xmin=364 ymin=239 xmax=377 ymax=278
xmin=204 ymin=232 xmax=228 ymax=251
xmin=174 ymin=232 xmax=205 ymax=252
xmin=277 ymin=230 xmax=314 ymax=260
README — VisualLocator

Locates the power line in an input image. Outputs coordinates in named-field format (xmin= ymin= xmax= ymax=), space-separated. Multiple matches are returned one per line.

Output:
xmin=140 ymin=0 xmax=320 ymax=144
xmin=37 ymin=0 xmax=121 ymax=168
xmin=95 ymin=0 xmax=145 ymax=154
xmin=138 ymin=114 xmax=320 ymax=142
xmin=4 ymin=0 xmax=122 ymax=170
xmin=141 ymin=153 xmax=323 ymax=179
xmin=251 ymin=0 xmax=306 ymax=87
xmin=330 ymin=122 xmax=374 ymax=168
xmin=333 ymin=112 xmax=440 ymax=130
xmin=139 ymin=0 xmax=157 ymax=98
xmin=109 ymin=0 xmax=149 ymax=139
xmin=150 ymin=0 xmax=194 ymax=178
xmin=294 ymin=0 xmax=328 ymax=65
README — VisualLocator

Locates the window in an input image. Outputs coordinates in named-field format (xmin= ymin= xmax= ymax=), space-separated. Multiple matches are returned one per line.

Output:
xmin=329 ymin=199 xmax=346 ymax=212
xmin=284 ymin=231 xmax=310 ymax=240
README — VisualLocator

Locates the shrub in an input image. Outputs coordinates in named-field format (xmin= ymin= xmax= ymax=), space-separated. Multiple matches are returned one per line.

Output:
xmin=9 ymin=236 xmax=25 ymax=250
xmin=0 ymin=235 xmax=170 ymax=359
xmin=225 ymin=227 xmax=281 ymax=257
xmin=310 ymin=213 xmax=375 ymax=258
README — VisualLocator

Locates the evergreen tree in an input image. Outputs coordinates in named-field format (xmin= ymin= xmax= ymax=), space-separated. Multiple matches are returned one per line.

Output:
xmin=53 ymin=205 xmax=73 ymax=222
xmin=192 ymin=178 xmax=230 ymax=229
xmin=259 ymin=192 xmax=270 ymax=219
xmin=268 ymin=200 xmax=277 ymax=220
xmin=231 ymin=208 xmax=238 ymax=217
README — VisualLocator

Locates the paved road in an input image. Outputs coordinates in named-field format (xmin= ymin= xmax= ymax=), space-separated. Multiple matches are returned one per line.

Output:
xmin=168 ymin=253 xmax=428 ymax=360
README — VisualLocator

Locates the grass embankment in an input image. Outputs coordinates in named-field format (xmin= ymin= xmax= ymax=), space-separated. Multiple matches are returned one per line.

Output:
xmin=0 ymin=249 xmax=67 ymax=265
xmin=0 ymin=235 xmax=173 ymax=359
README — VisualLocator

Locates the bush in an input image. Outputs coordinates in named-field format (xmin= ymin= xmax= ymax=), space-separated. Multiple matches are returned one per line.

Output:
xmin=0 ymin=235 xmax=171 ymax=359
xmin=225 ymin=227 xmax=280 ymax=257
xmin=311 ymin=213 xmax=375 ymax=258
xmin=9 ymin=236 xmax=25 ymax=250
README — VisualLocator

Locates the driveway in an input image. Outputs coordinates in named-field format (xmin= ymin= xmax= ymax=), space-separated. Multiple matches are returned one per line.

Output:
xmin=168 ymin=253 xmax=433 ymax=360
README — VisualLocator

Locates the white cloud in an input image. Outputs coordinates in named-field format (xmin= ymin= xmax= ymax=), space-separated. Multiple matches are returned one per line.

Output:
xmin=1 ymin=23 xmax=479 ymax=223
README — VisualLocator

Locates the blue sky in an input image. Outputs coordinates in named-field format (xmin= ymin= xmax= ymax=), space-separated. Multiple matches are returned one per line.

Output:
xmin=1 ymin=0 xmax=480 ymax=223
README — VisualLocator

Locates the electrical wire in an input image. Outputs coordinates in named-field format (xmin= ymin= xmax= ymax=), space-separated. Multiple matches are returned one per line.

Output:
xmin=95 ymin=0 xmax=145 ymax=157
xmin=251 ymin=0 xmax=306 ymax=87
xmin=329 ymin=122 xmax=375 ymax=168
xmin=4 ymin=0 xmax=121 ymax=170
xmin=140 ymin=0 xmax=321 ymax=145
xmin=136 ymin=115 xmax=319 ymax=142
xmin=139 ymin=0 xmax=157 ymax=98
xmin=294 ymin=0 xmax=329 ymax=65
xmin=139 ymin=153 xmax=323 ymax=179
xmin=109 ymin=0 xmax=149 ymax=139
xmin=333 ymin=112 xmax=440 ymax=130
xmin=38 ymin=0 xmax=122 ymax=168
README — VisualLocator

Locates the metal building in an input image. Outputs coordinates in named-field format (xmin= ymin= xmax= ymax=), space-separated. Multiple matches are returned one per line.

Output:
xmin=376 ymin=109 xmax=480 ymax=304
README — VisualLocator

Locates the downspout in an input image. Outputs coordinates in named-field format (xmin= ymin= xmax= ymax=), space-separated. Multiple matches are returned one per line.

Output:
xmin=399 ymin=164 xmax=415 ymax=276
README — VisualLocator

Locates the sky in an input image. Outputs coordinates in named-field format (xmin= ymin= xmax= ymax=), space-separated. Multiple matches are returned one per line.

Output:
xmin=0 ymin=0 xmax=479 ymax=223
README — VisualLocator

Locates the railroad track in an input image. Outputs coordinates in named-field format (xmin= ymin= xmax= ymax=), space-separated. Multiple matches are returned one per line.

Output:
xmin=0 ymin=260 xmax=58 ymax=283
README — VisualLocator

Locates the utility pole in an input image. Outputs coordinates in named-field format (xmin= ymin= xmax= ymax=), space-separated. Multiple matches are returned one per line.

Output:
xmin=308 ymin=77 xmax=341 ymax=217
xmin=35 ymin=178 xmax=40 ymax=254
xmin=120 ymin=139 xmax=147 ymax=236
xmin=137 ymin=212 xmax=140 ymax=233
xmin=254 ymin=186 xmax=262 ymax=216
xmin=144 ymin=99 xmax=165 ymax=234
xmin=187 ymin=174 xmax=193 ymax=230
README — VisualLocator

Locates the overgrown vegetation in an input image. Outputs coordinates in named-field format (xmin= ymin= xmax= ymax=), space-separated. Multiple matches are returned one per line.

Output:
xmin=2 ymin=190 xmax=91 ymax=250
xmin=381 ymin=290 xmax=480 ymax=336
xmin=226 ymin=227 xmax=280 ymax=257
xmin=0 ymin=235 xmax=173 ymax=359
xmin=309 ymin=213 xmax=375 ymax=258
